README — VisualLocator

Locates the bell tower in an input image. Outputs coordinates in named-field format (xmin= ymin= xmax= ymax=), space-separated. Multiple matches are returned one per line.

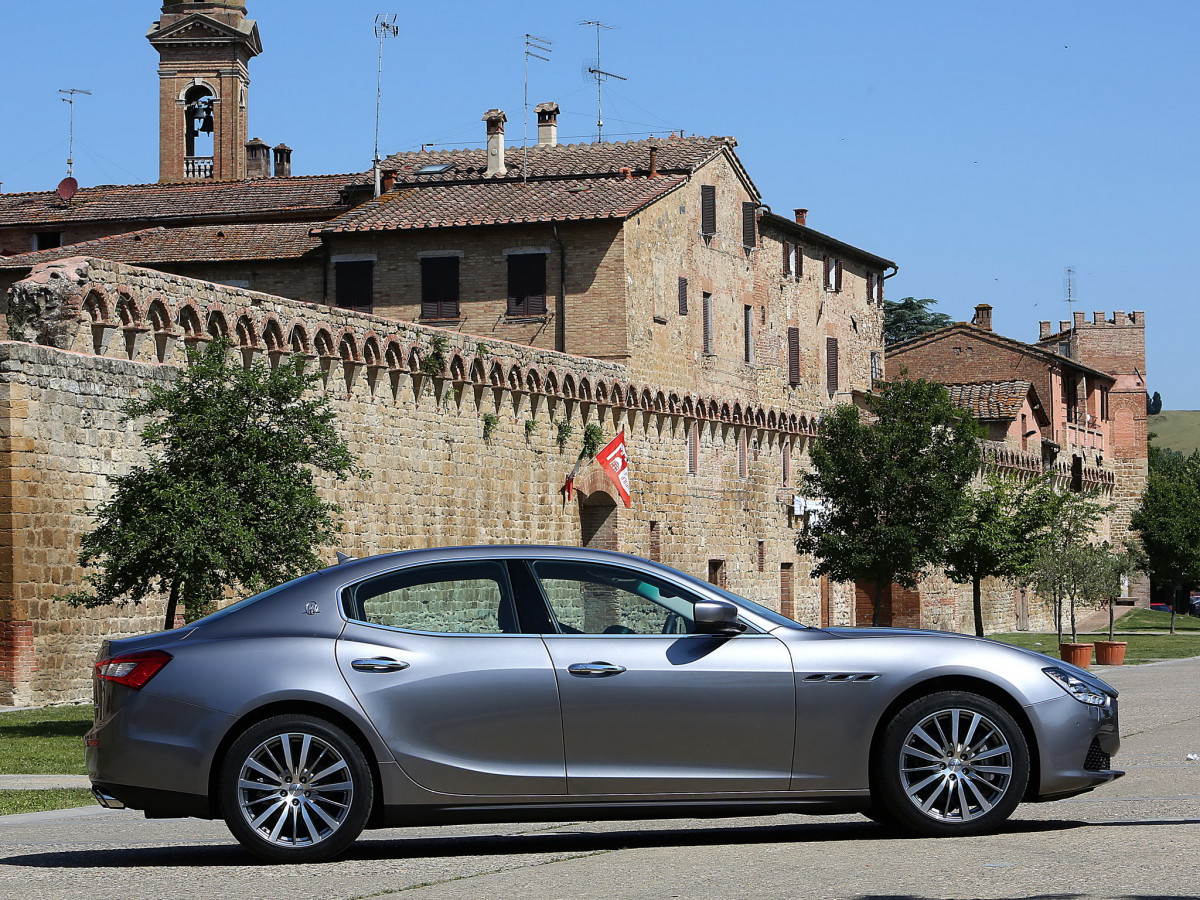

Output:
xmin=147 ymin=1 xmax=262 ymax=182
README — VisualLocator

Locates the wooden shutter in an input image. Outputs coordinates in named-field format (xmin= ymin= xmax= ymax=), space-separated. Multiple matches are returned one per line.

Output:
xmin=421 ymin=256 xmax=459 ymax=319
xmin=744 ymin=305 xmax=753 ymax=363
xmin=507 ymin=254 xmax=547 ymax=315
xmin=702 ymin=293 xmax=714 ymax=354
xmin=677 ymin=276 xmax=688 ymax=315
xmin=826 ymin=336 xmax=839 ymax=394
xmin=687 ymin=426 xmax=699 ymax=474
xmin=782 ymin=241 xmax=791 ymax=276
xmin=700 ymin=185 xmax=717 ymax=236
xmin=823 ymin=255 xmax=832 ymax=289
xmin=795 ymin=244 xmax=802 ymax=277
xmin=835 ymin=259 xmax=844 ymax=292
xmin=335 ymin=260 xmax=373 ymax=313
xmin=787 ymin=327 xmax=800 ymax=385
xmin=742 ymin=201 xmax=757 ymax=248
xmin=780 ymin=563 xmax=795 ymax=620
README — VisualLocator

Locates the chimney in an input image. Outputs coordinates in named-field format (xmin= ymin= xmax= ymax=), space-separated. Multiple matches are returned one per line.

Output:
xmin=245 ymin=137 xmax=271 ymax=179
xmin=1073 ymin=311 xmax=1085 ymax=329
xmin=381 ymin=169 xmax=396 ymax=192
xmin=1039 ymin=321 xmax=1052 ymax=339
xmin=972 ymin=303 xmax=993 ymax=331
xmin=535 ymin=101 xmax=559 ymax=147
xmin=483 ymin=109 xmax=507 ymax=176
xmin=794 ymin=208 xmax=808 ymax=226
xmin=648 ymin=141 xmax=658 ymax=178
xmin=272 ymin=143 xmax=292 ymax=178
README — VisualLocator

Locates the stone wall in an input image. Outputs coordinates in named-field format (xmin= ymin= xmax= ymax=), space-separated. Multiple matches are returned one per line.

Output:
xmin=0 ymin=257 xmax=848 ymax=704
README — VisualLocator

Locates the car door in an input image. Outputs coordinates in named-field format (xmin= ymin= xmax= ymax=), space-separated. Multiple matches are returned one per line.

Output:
xmin=527 ymin=558 xmax=796 ymax=795
xmin=335 ymin=558 xmax=566 ymax=796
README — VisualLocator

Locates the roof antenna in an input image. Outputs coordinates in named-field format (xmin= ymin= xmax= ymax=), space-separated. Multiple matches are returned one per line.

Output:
xmin=1064 ymin=265 xmax=1076 ymax=323
xmin=58 ymin=88 xmax=92 ymax=179
xmin=373 ymin=13 xmax=400 ymax=198
xmin=579 ymin=21 xmax=625 ymax=142
xmin=523 ymin=33 xmax=553 ymax=186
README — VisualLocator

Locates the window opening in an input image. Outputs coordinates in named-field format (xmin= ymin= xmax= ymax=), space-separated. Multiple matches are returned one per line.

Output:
xmin=335 ymin=260 xmax=373 ymax=314
xmin=420 ymin=256 xmax=460 ymax=319
xmin=507 ymin=253 xmax=547 ymax=316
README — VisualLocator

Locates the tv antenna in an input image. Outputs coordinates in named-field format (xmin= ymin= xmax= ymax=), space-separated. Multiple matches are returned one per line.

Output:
xmin=373 ymin=13 xmax=400 ymax=197
xmin=59 ymin=88 xmax=92 ymax=178
xmin=523 ymin=33 xmax=553 ymax=184
xmin=579 ymin=21 xmax=625 ymax=142
xmin=1064 ymin=265 xmax=1076 ymax=317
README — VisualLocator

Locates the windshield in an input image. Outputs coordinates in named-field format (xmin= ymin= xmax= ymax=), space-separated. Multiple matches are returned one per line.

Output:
xmin=671 ymin=568 xmax=809 ymax=629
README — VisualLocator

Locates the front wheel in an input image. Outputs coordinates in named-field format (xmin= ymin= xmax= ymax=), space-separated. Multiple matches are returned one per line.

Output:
xmin=220 ymin=714 xmax=374 ymax=863
xmin=873 ymin=691 xmax=1029 ymax=836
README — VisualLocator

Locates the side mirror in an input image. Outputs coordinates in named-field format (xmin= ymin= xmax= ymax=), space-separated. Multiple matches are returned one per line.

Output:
xmin=693 ymin=600 xmax=746 ymax=635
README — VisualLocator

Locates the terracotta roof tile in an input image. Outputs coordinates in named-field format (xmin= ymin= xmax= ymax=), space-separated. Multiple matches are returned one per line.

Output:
xmin=0 ymin=175 xmax=364 ymax=228
xmin=318 ymin=175 xmax=689 ymax=233
xmin=0 ymin=223 xmax=322 ymax=268
xmin=945 ymin=381 xmax=1034 ymax=421
xmin=372 ymin=135 xmax=738 ymax=186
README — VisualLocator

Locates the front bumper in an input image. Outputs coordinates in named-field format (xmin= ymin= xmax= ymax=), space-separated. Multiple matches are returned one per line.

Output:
xmin=1031 ymin=692 xmax=1123 ymax=800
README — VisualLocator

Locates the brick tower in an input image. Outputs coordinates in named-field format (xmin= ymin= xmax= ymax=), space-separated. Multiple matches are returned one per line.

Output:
xmin=1039 ymin=310 xmax=1150 ymax=604
xmin=147 ymin=1 xmax=262 ymax=182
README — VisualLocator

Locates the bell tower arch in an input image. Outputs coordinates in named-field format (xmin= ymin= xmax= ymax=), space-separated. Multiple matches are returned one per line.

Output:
xmin=147 ymin=2 xmax=262 ymax=182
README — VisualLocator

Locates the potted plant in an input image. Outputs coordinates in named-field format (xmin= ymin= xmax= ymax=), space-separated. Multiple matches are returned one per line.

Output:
xmin=1094 ymin=545 xmax=1143 ymax=666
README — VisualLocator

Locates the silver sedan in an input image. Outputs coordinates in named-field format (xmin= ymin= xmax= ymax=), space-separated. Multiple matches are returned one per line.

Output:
xmin=86 ymin=546 xmax=1122 ymax=862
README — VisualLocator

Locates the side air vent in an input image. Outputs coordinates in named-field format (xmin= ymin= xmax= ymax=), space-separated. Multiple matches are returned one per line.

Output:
xmin=802 ymin=673 xmax=881 ymax=683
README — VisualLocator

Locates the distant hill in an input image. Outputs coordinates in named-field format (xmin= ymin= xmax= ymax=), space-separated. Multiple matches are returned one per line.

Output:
xmin=1148 ymin=411 xmax=1200 ymax=455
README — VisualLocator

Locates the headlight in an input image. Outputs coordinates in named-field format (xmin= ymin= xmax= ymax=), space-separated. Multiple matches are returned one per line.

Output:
xmin=1044 ymin=667 xmax=1109 ymax=707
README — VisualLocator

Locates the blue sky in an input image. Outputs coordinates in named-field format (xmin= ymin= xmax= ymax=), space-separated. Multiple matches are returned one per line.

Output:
xmin=2 ymin=1 xmax=1195 ymax=406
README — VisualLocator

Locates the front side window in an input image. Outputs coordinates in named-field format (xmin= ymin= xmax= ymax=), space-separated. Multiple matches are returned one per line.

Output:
xmin=532 ymin=560 xmax=698 ymax=635
xmin=344 ymin=560 xmax=518 ymax=634
xmin=507 ymin=253 xmax=547 ymax=316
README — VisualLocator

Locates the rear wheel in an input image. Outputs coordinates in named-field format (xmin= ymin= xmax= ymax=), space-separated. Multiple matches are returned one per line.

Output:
xmin=220 ymin=714 xmax=373 ymax=863
xmin=873 ymin=691 xmax=1029 ymax=836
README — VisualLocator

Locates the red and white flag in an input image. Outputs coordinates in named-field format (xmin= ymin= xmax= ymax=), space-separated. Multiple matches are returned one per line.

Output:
xmin=596 ymin=430 xmax=632 ymax=508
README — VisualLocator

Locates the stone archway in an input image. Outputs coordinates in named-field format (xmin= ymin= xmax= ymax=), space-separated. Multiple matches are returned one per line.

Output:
xmin=575 ymin=470 xmax=620 ymax=551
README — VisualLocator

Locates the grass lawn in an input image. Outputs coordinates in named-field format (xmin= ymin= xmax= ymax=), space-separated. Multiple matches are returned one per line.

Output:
xmin=0 ymin=789 xmax=95 ymax=816
xmin=1109 ymin=608 xmax=1200 ymax=632
xmin=989 ymin=630 xmax=1200 ymax=664
xmin=0 ymin=705 xmax=91 ymax=775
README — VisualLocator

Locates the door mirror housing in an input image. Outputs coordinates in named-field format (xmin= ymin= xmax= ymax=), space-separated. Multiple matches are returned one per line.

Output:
xmin=693 ymin=600 xmax=746 ymax=635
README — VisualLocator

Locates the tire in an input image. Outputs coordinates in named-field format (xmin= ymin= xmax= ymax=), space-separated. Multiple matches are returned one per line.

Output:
xmin=220 ymin=714 xmax=374 ymax=863
xmin=872 ymin=691 xmax=1029 ymax=837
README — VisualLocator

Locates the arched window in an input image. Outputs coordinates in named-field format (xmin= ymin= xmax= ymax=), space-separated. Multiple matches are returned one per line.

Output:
xmin=184 ymin=85 xmax=215 ymax=178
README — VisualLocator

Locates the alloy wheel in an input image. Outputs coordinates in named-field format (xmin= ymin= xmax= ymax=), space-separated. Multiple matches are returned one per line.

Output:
xmin=897 ymin=707 xmax=1014 ymax=822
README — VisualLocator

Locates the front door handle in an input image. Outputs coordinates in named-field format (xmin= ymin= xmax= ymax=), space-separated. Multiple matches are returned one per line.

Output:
xmin=351 ymin=657 xmax=410 ymax=673
xmin=568 ymin=661 xmax=627 ymax=677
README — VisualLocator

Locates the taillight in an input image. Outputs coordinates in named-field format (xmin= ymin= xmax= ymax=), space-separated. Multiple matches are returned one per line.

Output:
xmin=94 ymin=650 xmax=172 ymax=690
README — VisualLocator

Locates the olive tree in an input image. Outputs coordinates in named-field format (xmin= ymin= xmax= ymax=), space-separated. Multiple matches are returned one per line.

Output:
xmin=62 ymin=338 xmax=364 ymax=629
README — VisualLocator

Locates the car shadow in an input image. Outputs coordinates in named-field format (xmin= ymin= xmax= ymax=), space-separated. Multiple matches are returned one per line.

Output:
xmin=0 ymin=816 xmax=1133 ymax=869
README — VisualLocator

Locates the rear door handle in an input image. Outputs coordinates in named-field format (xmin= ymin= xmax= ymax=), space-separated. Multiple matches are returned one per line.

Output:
xmin=567 ymin=661 xmax=627 ymax=677
xmin=351 ymin=657 xmax=410 ymax=673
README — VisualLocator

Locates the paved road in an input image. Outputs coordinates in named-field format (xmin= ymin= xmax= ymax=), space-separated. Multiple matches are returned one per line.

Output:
xmin=1 ymin=659 xmax=1197 ymax=900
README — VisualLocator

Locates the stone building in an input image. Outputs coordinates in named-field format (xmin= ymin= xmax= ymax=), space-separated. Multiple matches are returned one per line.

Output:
xmin=0 ymin=3 xmax=903 ymax=704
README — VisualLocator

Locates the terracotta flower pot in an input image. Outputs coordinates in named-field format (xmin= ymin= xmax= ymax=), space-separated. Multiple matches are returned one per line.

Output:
xmin=1094 ymin=640 xmax=1128 ymax=666
xmin=1059 ymin=642 xmax=1094 ymax=669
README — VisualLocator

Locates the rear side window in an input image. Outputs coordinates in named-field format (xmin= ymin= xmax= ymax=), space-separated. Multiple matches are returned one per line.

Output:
xmin=343 ymin=561 xmax=518 ymax=634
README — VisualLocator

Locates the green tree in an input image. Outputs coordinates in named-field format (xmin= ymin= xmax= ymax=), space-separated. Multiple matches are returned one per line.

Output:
xmin=63 ymin=338 xmax=364 ymax=630
xmin=1146 ymin=391 xmax=1163 ymax=415
xmin=797 ymin=379 xmax=981 ymax=626
xmin=1131 ymin=443 xmax=1200 ymax=634
xmin=883 ymin=297 xmax=953 ymax=346
xmin=943 ymin=475 xmax=1061 ymax=637
xmin=1027 ymin=491 xmax=1115 ymax=644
